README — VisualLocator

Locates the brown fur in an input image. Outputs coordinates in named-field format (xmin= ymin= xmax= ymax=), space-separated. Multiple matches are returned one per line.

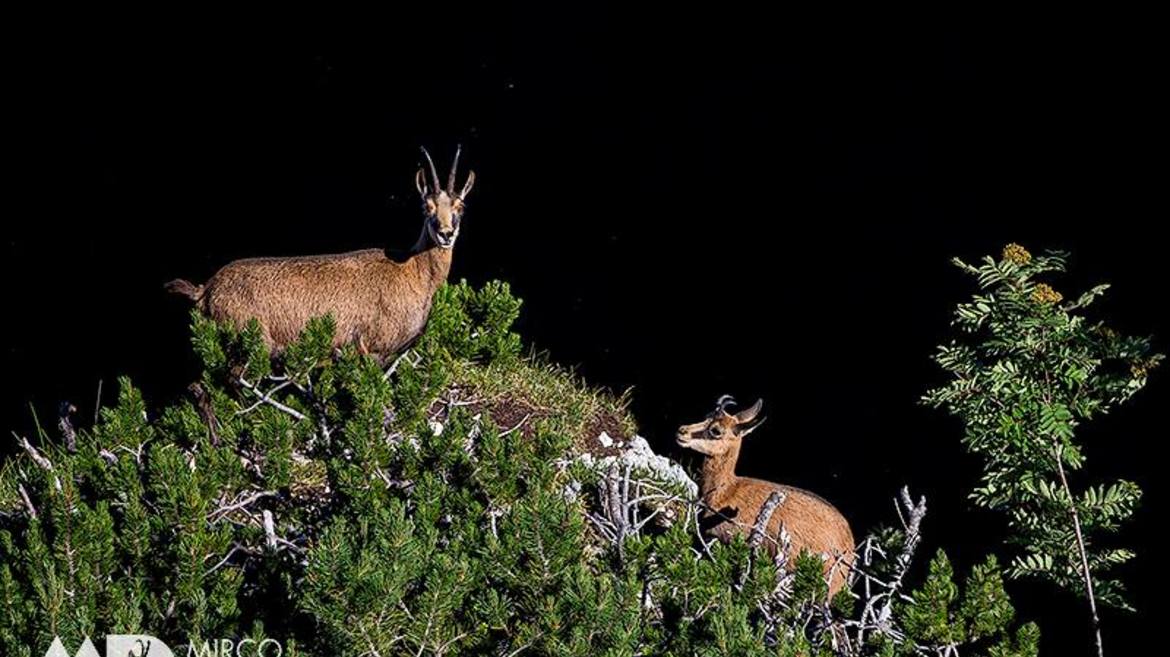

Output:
xmin=166 ymin=147 xmax=474 ymax=360
xmin=677 ymin=398 xmax=855 ymax=595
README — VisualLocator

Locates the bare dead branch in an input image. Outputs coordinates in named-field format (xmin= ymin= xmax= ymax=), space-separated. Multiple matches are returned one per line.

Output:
xmin=382 ymin=349 xmax=416 ymax=381
xmin=17 ymin=483 xmax=37 ymax=519
xmin=263 ymin=510 xmax=277 ymax=551
xmin=204 ymin=543 xmax=251 ymax=577
xmin=94 ymin=379 xmax=103 ymax=426
xmin=498 ymin=413 xmax=532 ymax=438
xmin=749 ymin=491 xmax=786 ymax=549
xmin=207 ymin=490 xmax=277 ymax=524
xmin=237 ymin=377 xmax=307 ymax=422
xmin=14 ymin=433 xmax=53 ymax=470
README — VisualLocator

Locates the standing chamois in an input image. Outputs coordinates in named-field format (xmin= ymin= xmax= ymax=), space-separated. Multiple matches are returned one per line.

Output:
xmin=677 ymin=396 xmax=855 ymax=594
xmin=166 ymin=147 xmax=475 ymax=360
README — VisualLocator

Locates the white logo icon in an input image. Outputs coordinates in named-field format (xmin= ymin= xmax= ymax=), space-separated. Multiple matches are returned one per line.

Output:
xmin=44 ymin=635 xmax=172 ymax=657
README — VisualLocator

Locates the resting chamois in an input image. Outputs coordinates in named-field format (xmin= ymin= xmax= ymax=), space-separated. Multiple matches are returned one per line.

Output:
xmin=677 ymin=396 xmax=855 ymax=594
xmin=166 ymin=146 xmax=475 ymax=360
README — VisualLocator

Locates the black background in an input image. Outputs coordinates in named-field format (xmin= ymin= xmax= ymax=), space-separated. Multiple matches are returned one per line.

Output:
xmin=4 ymin=12 xmax=1165 ymax=655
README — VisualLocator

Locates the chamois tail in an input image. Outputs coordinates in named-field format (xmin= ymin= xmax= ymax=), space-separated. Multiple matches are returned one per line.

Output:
xmin=165 ymin=278 xmax=205 ymax=302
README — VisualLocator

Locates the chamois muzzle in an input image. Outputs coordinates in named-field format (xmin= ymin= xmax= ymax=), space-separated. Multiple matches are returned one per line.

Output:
xmin=434 ymin=229 xmax=457 ymax=249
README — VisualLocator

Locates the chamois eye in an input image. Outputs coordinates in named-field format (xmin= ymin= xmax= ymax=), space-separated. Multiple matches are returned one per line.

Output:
xmin=707 ymin=424 xmax=724 ymax=438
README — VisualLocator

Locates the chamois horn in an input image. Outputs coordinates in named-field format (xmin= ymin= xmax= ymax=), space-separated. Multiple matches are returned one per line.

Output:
xmin=447 ymin=144 xmax=462 ymax=195
xmin=420 ymin=146 xmax=442 ymax=193
xmin=715 ymin=395 xmax=737 ymax=415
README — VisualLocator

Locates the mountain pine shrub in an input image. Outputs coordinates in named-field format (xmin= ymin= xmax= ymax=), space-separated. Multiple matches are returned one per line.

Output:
xmin=2 ymin=279 xmax=1038 ymax=656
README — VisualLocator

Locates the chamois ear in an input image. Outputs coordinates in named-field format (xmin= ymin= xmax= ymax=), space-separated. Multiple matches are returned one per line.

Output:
xmin=734 ymin=399 xmax=763 ymax=425
xmin=460 ymin=170 xmax=476 ymax=199
xmin=415 ymin=168 xmax=428 ymax=197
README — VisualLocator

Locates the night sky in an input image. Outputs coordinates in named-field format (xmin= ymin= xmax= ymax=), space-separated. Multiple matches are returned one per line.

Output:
xmin=4 ymin=14 xmax=1165 ymax=654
